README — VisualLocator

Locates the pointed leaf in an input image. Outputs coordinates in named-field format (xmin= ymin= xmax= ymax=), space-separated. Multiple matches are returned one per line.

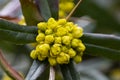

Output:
xmin=35 ymin=0 xmax=51 ymax=21
xmin=47 ymin=0 xmax=58 ymax=19
xmin=84 ymin=43 xmax=120 ymax=61
xmin=60 ymin=65 xmax=72 ymax=80
xmin=35 ymin=0 xmax=59 ymax=20
xmin=82 ymin=33 xmax=120 ymax=50
xmin=74 ymin=0 xmax=120 ymax=32
xmin=68 ymin=60 xmax=80 ymax=80
xmin=25 ymin=60 xmax=48 ymax=80
xmin=0 ymin=19 xmax=37 ymax=44
xmin=19 ymin=0 xmax=43 ymax=26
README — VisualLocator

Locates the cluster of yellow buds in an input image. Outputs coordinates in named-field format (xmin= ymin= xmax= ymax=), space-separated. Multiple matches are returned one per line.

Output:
xmin=30 ymin=18 xmax=85 ymax=66
xmin=59 ymin=0 xmax=75 ymax=18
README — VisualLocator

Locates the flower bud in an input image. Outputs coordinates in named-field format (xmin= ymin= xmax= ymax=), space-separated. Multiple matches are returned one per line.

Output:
xmin=61 ymin=46 xmax=68 ymax=53
xmin=68 ymin=48 xmax=76 ymax=58
xmin=65 ymin=22 xmax=74 ymax=32
xmin=37 ymin=22 xmax=47 ymax=31
xmin=36 ymin=44 xmax=50 ymax=57
xmin=36 ymin=33 xmax=45 ymax=42
xmin=56 ymin=27 xmax=68 ymax=36
xmin=48 ymin=57 xmax=57 ymax=66
xmin=63 ymin=2 xmax=74 ymax=12
xmin=50 ymin=44 xmax=61 ymax=57
xmin=47 ymin=18 xmax=58 ymax=29
xmin=45 ymin=29 xmax=53 ymax=35
xmin=30 ymin=50 xmax=37 ymax=59
xmin=72 ymin=27 xmax=83 ymax=38
xmin=38 ymin=55 xmax=46 ymax=61
xmin=76 ymin=43 xmax=86 ymax=52
xmin=73 ymin=55 xmax=82 ymax=63
xmin=45 ymin=35 xmax=54 ymax=44
xmin=54 ymin=37 xmax=62 ymax=44
xmin=71 ymin=39 xmax=82 ymax=48
xmin=57 ymin=52 xmax=70 ymax=64
xmin=59 ymin=10 xmax=66 ymax=18
xmin=58 ymin=19 xmax=66 ymax=25
xmin=62 ymin=36 xmax=71 ymax=45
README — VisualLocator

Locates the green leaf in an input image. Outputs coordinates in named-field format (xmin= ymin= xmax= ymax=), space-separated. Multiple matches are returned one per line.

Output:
xmin=82 ymin=33 xmax=120 ymax=50
xmin=60 ymin=65 xmax=72 ymax=80
xmin=35 ymin=0 xmax=51 ymax=21
xmin=84 ymin=43 xmax=120 ymax=61
xmin=68 ymin=60 xmax=80 ymax=80
xmin=35 ymin=0 xmax=58 ymax=20
xmin=25 ymin=60 xmax=48 ymax=80
xmin=47 ymin=0 xmax=58 ymax=19
xmin=74 ymin=0 xmax=120 ymax=33
xmin=0 ymin=19 xmax=37 ymax=44
xmin=19 ymin=0 xmax=44 ymax=26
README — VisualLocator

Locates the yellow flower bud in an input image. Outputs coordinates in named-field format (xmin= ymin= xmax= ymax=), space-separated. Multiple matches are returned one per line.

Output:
xmin=62 ymin=36 xmax=71 ymax=45
xmin=73 ymin=55 xmax=82 ymax=63
xmin=71 ymin=39 xmax=82 ymax=48
xmin=37 ymin=22 xmax=47 ymax=31
xmin=30 ymin=50 xmax=37 ymax=59
xmin=58 ymin=19 xmax=67 ymax=25
xmin=59 ymin=10 xmax=66 ymax=18
xmin=45 ymin=29 xmax=53 ymax=35
xmin=45 ymin=35 xmax=54 ymax=44
xmin=72 ymin=27 xmax=83 ymax=38
xmin=65 ymin=22 xmax=74 ymax=32
xmin=47 ymin=18 xmax=58 ymax=29
xmin=65 ymin=22 xmax=74 ymax=26
xmin=61 ymin=46 xmax=69 ymax=53
xmin=54 ymin=37 xmax=62 ymax=44
xmin=76 ymin=43 xmax=86 ymax=52
xmin=36 ymin=44 xmax=50 ymax=57
xmin=48 ymin=57 xmax=57 ymax=66
xmin=57 ymin=52 xmax=70 ymax=64
xmin=77 ymin=52 xmax=84 ymax=56
xmin=56 ymin=27 xmax=68 ymax=36
xmin=36 ymin=33 xmax=45 ymax=42
xmin=68 ymin=48 xmax=76 ymax=58
xmin=63 ymin=2 xmax=74 ymax=12
xmin=38 ymin=55 xmax=46 ymax=61
xmin=50 ymin=44 xmax=61 ymax=57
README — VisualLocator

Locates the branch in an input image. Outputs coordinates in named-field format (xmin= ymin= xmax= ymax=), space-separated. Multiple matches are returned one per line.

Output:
xmin=0 ymin=50 xmax=24 ymax=80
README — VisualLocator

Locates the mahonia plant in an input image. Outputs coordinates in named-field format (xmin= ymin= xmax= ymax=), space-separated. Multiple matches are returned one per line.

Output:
xmin=59 ymin=0 xmax=75 ymax=18
xmin=30 ymin=18 xmax=85 ymax=66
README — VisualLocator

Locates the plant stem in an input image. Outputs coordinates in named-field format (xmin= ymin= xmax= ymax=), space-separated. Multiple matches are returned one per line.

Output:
xmin=49 ymin=66 xmax=55 ymax=80
xmin=0 ymin=50 xmax=24 ymax=80
xmin=66 ymin=0 xmax=82 ymax=20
